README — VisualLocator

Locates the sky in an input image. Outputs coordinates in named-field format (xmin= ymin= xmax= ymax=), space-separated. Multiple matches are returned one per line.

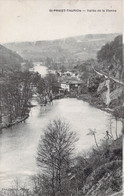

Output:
xmin=0 ymin=0 xmax=122 ymax=43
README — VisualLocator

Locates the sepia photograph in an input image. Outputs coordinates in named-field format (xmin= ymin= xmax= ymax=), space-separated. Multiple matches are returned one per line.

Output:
xmin=0 ymin=0 xmax=123 ymax=195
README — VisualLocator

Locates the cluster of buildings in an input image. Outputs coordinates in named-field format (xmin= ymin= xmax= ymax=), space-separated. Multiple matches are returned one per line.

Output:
xmin=57 ymin=70 xmax=83 ymax=93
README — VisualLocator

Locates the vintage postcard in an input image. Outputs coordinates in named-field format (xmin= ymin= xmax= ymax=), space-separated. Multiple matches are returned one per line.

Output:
xmin=0 ymin=0 xmax=123 ymax=195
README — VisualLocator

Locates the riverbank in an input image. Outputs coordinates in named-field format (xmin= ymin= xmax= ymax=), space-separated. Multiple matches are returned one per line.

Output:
xmin=75 ymin=92 xmax=124 ymax=122
xmin=0 ymin=94 xmax=62 ymax=130
xmin=77 ymin=93 xmax=113 ymax=112
xmin=1 ymin=92 xmax=123 ymax=131
xmin=1 ymin=115 xmax=29 ymax=130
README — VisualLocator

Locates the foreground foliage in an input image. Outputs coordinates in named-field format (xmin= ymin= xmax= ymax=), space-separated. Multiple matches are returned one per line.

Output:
xmin=37 ymin=119 xmax=78 ymax=196
xmin=0 ymin=120 xmax=122 ymax=196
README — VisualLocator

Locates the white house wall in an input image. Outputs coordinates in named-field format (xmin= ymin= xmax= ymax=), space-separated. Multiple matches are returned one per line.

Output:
xmin=61 ymin=83 xmax=70 ymax=91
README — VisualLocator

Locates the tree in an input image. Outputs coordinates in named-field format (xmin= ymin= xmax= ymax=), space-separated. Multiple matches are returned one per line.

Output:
xmin=87 ymin=129 xmax=99 ymax=149
xmin=37 ymin=119 xmax=78 ymax=196
xmin=44 ymin=73 xmax=59 ymax=94
xmin=2 ymin=71 xmax=33 ymax=124
xmin=36 ymin=73 xmax=59 ymax=104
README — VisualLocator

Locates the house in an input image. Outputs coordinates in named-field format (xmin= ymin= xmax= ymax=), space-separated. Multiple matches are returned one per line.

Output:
xmin=60 ymin=78 xmax=82 ymax=92
xmin=69 ymin=80 xmax=82 ymax=91
xmin=60 ymin=82 xmax=70 ymax=92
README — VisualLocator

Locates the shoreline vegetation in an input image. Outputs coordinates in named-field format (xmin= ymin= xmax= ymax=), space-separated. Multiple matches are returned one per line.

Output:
xmin=0 ymin=92 xmax=120 ymax=131
xmin=1 ymin=114 xmax=29 ymax=130
xmin=1 ymin=80 xmax=123 ymax=130
xmin=1 ymin=74 xmax=123 ymax=131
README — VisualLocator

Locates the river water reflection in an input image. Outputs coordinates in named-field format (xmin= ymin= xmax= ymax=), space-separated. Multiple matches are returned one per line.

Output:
xmin=0 ymin=65 xmax=122 ymax=188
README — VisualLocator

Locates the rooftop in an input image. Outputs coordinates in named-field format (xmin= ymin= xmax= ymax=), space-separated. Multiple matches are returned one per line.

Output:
xmin=60 ymin=76 xmax=82 ymax=85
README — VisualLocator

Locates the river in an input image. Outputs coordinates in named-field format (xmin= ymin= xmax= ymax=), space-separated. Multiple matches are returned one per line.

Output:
xmin=32 ymin=62 xmax=48 ymax=77
xmin=0 ymin=63 xmax=122 ymax=188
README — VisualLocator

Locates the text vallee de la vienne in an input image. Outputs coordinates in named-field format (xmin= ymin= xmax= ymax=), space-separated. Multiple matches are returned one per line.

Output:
xmin=49 ymin=9 xmax=117 ymax=12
